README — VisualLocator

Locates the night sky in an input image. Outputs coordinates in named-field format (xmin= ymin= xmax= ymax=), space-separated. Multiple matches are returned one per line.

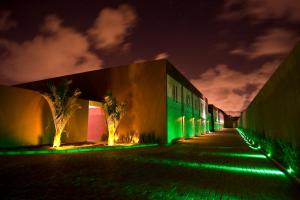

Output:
xmin=0 ymin=0 xmax=299 ymax=115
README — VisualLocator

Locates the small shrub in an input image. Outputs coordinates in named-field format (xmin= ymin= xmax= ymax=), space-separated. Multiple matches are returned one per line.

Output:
xmin=140 ymin=131 xmax=160 ymax=144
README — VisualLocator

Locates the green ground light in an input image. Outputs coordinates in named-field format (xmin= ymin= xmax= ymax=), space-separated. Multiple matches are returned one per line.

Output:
xmin=202 ymin=152 xmax=267 ymax=159
xmin=0 ymin=144 xmax=159 ymax=155
xmin=111 ymin=155 xmax=285 ymax=177
xmin=236 ymin=128 xmax=261 ymax=150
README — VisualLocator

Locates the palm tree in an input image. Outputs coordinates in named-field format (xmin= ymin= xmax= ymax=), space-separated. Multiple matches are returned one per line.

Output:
xmin=42 ymin=79 xmax=81 ymax=148
xmin=103 ymin=92 xmax=126 ymax=146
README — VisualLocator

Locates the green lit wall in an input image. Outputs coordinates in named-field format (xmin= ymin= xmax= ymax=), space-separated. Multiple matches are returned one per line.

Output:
xmin=167 ymin=75 xmax=183 ymax=143
xmin=183 ymin=86 xmax=194 ymax=138
xmin=193 ymin=94 xmax=201 ymax=136
xmin=199 ymin=99 xmax=207 ymax=134
xmin=167 ymin=74 xmax=207 ymax=143
xmin=207 ymin=113 xmax=212 ymax=132
xmin=208 ymin=105 xmax=224 ymax=132
xmin=213 ymin=107 xmax=220 ymax=131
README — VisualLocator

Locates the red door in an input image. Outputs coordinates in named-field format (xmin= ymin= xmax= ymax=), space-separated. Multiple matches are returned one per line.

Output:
xmin=87 ymin=106 xmax=107 ymax=142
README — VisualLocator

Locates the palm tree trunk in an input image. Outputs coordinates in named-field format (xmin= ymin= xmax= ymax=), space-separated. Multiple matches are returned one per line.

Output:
xmin=107 ymin=122 xmax=116 ymax=146
xmin=52 ymin=120 xmax=67 ymax=148
xmin=53 ymin=130 xmax=62 ymax=148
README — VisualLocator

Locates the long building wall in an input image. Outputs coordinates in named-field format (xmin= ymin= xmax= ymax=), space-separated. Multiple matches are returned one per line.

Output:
xmin=166 ymin=74 xmax=208 ymax=143
xmin=2 ymin=60 xmax=206 ymax=146
xmin=0 ymin=85 xmax=88 ymax=147
xmin=238 ymin=43 xmax=300 ymax=147
xmin=18 ymin=60 xmax=167 ymax=144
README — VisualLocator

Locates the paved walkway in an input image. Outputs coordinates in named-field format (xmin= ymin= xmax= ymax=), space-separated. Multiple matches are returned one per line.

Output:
xmin=0 ymin=129 xmax=299 ymax=199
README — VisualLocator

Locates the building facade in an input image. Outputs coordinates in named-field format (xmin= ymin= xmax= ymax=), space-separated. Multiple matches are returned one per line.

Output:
xmin=208 ymin=104 xmax=225 ymax=132
xmin=1 ymin=60 xmax=211 ymax=147
xmin=166 ymin=69 xmax=209 ymax=143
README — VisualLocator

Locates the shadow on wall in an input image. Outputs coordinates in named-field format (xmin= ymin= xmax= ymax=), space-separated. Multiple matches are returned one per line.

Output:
xmin=0 ymin=85 xmax=89 ymax=148
xmin=39 ymin=98 xmax=55 ymax=145
xmin=0 ymin=85 xmax=54 ymax=147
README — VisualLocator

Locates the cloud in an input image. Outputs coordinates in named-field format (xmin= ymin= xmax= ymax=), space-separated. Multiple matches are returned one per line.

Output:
xmin=230 ymin=28 xmax=299 ymax=59
xmin=221 ymin=0 xmax=300 ymax=22
xmin=0 ymin=10 xmax=16 ymax=31
xmin=191 ymin=60 xmax=280 ymax=114
xmin=0 ymin=15 xmax=102 ymax=85
xmin=154 ymin=52 xmax=169 ymax=60
xmin=133 ymin=59 xmax=146 ymax=64
xmin=132 ymin=52 xmax=170 ymax=63
xmin=121 ymin=42 xmax=132 ymax=53
xmin=88 ymin=4 xmax=137 ymax=50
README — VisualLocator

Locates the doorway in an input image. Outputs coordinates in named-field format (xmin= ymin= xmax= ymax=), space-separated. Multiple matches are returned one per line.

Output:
xmin=87 ymin=101 xmax=107 ymax=142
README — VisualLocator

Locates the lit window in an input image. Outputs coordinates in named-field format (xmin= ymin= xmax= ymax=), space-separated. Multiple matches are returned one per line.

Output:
xmin=172 ymin=85 xmax=176 ymax=101
xmin=175 ymin=86 xmax=178 ymax=102
xmin=186 ymin=95 xmax=190 ymax=106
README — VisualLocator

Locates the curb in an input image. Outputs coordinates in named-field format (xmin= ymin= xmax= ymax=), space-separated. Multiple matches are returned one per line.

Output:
xmin=259 ymin=149 xmax=300 ymax=186
xmin=236 ymin=128 xmax=300 ymax=186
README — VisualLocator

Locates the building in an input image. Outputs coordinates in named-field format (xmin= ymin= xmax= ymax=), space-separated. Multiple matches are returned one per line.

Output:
xmin=224 ymin=115 xmax=239 ymax=128
xmin=0 ymin=60 xmax=210 ymax=147
xmin=208 ymin=104 xmax=225 ymax=132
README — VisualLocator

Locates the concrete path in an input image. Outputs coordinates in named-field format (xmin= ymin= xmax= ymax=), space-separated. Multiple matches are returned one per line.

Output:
xmin=0 ymin=128 xmax=299 ymax=199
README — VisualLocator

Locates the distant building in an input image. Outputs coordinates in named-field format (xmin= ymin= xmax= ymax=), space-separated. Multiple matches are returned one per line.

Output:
xmin=224 ymin=115 xmax=239 ymax=128
xmin=0 ymin=60 xmax=211 ymax=147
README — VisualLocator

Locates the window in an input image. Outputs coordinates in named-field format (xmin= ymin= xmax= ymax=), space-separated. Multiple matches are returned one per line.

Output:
xmin=172 ymin=85 xmax=176 ymax=101
xmin=175 ymin=86 xmax=178 ymax=102
xmin=195 ymin=99 xmax=198 ymax=110
xmin=186 ymin=94 xmax=190 ymax=106
xmin=172 ymin=85 xmax=178 ymax=102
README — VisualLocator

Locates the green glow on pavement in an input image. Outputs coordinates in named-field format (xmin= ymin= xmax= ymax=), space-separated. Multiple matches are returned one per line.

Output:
xmin=205 ymin=152 xmax=267 ymax=159
xmin=121 ymin=181 xmax=244 ymax=200
xmin=0 ymin=144 xmax=159 ymax=155
xmin=115 ymin=156 xmax=285 ymax=177
xmin=200 ymin=163 xmax=284 ymax=176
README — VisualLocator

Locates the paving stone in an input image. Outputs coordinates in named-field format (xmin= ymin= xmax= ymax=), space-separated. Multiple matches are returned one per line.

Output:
xmin=0 ymin=128 xmax=299 ymax=199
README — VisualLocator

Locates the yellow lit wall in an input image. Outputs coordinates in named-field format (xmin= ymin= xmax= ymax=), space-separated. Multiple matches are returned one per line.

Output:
xmin=0 ymin=85 xmax=88 ymax=147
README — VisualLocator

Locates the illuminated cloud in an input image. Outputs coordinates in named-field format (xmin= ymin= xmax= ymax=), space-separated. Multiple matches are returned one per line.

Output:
xmin=121 ymin=42 xmax=132 ymax=53
xmin=133 ymin=59 xmax=146 ymax=63
xmin=88 ymin=4 xmax=137 ymax=50
xmin=0 ymin=10 xmax=16 ymax=31
xmin=155 ymin=52 xmax=169 ymax=60
xmin=191 ymin=60 xmax=280 ymax=114
xmin=133 ymin=52 xmax=170 ymax=63
xmin=231 ymin=28 xmax=299 ymax=59
xmin=0 ymin=15 xmax=102 ymax=85
xmin=221 ymin=0 xmax=300 ymax=22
